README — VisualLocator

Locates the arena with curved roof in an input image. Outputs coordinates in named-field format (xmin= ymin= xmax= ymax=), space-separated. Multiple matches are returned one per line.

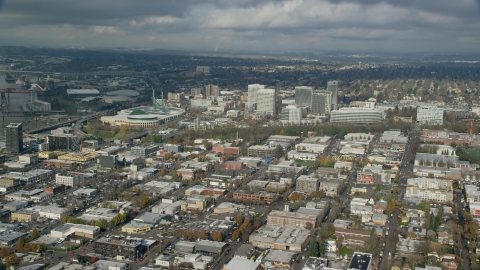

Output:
xmin=100 ymin=106 xmax=185 ymax=128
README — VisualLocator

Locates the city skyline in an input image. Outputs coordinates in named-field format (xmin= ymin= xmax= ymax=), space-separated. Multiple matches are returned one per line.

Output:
xmin=0 ymin=0 xmax=480 ymax=53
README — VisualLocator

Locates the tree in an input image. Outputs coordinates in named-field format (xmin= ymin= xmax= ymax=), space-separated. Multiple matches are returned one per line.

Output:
xmin=253 ymin=216 xmax=262 ymax=229
xmin=172 ymin=170 xmax=180 ymax=181
xmin=3 ymin=256 xmax=10 ymax=267
xmin=0 ymin=248 xmax=10 ymax=259
xmin=232 ymin=230 xmax=240 ymax=241
xmin=212 ymin=232 xmax=223 ymax=242
xmin=405 ymin=254 xmax=423 ymax=268
xmin=386 ymin=200 xmax=398 ymax=214
xmin=31 ymin=228 xmax=39 ymax=239
xmin=310 ymin=191 xmax=325 ymax=199
xmin=305 ymin=222 xmax=313 ymax=230
xmin=16 ymin=237 xmax=26 ymax=252
xmin=307 ymin=240 xmax=320 ymax=257
xmin=288 ymin=192 xmax=306 ymax=202
xmin=234 ymin=214 xmax=244 ymax=225
xmin=178 ymin=262 xmax=194 ymax=269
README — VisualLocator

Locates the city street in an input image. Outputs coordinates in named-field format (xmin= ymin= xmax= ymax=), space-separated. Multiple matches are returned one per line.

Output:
xmin=379 ymin=124 xmax=419 ymax=270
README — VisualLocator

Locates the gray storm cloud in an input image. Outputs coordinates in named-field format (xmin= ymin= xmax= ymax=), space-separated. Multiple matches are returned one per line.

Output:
xmin=0 ymin=0 xmax=479 ymax=53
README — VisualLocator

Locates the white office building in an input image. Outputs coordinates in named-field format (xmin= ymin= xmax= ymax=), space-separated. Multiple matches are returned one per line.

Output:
xmin=280 ymin=105 xmax=302 ymax=123
xmin=330 ymin=108 xmax=384 ymax=124
xmin=294 ymin=86 xmax=313 ymax=107
xmin=55 ymin=173 xmax=84 ymax=187
xmin=256 ymin=89 xmax=276 ymax=115
xmin=417 ymin=106 xmax=444 ymax=124
xmin=247 ymin=84 xmax=265 ymax=110
xmin=327 ymin=81 xmax=338 ymax=108
xmin=311 ymin=91 xmax=331 ymax=115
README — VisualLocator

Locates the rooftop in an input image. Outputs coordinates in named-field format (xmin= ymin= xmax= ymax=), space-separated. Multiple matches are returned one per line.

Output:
xmin=348 ymin=252 xmax=372 ymax=270
xmin=223 ymin=257 xmax=261 ymax=270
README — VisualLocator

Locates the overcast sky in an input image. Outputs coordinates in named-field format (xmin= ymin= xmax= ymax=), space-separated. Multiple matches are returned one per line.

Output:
xmin=1 ymin=0 xmax=480 ymax=53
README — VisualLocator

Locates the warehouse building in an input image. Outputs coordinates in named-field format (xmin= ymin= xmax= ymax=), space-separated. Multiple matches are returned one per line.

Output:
xmin=194 ymin=240 xmax=227 ymax=256
xmin=67 ymin=89 xmax=100 ymax=99
xmin=51 ymin=224 xmax=100 ymax=239
xmin=249 ymin=226 xmax=310 ymax=252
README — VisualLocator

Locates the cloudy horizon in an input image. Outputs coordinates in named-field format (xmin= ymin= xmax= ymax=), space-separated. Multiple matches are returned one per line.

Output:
xmin=1 ymin=0 xmax=480 ymax=53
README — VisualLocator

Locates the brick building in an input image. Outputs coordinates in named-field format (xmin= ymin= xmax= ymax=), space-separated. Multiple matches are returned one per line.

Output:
xmin=266 ymin=210 xmax=318 ymax=228
xmin=224 ymin=161 xmax=244 ymax=170
xmin=233 ymin=191 xmax=277 ymax=204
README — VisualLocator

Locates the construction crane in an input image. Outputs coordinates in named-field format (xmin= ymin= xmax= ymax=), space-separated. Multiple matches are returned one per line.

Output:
xmin=0 ymin=87 xmax=35 ymax=112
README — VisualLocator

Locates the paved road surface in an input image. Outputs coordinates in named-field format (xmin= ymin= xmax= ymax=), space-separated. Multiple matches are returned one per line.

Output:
xmin=454 ymin=189 xmax=470 ymax=269
xmin=379 ymin=124 xmax=419 ymax=270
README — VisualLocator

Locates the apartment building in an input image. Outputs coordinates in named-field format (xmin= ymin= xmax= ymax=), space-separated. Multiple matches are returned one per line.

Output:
xmin=405 ymin=177 xmax=454 ymax=203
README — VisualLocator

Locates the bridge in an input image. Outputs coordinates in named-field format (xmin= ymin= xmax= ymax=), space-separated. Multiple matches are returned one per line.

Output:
xmin=0 ymin=110 xmax=67 ymax=117
xmin=1 ymin=69 xmax=153 ymax=80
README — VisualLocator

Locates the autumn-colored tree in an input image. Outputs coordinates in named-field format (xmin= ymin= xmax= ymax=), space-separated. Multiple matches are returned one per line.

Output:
xmin=393 ymin=186 xmax=399 ymax=194
xmin=234 ymin=214 xmax=244 ymax=225
xmin=310 ymin=191 xmax=325 ymax=199
xmin=232 ymin=230 xmax=241 ymax=241
xmin=31 ymin=228 xmax=39 ymax=239
xmin=288 ymin=192 xmax=306 ymax=202
xmin=0 ymin=247 xmax=10 ymax=258
xmin=9 ymin=254 xmax=19 ymax=267
xmin=16 ymin=237 xmax=26 ymax=252
xmin=386 ymin=200 xmax=398 ymax=214
xmin=197 ymin=230 xmax=207 ymax=240
xmin=318 ymin=156 xmax=335 ymax=168
xmin=160 ymin=167 xmax=167 ymax=175
xmin=212 ymin=232 xmax=223 ymax=242
xmin=4 ymin=255 xmax=10 ymax=267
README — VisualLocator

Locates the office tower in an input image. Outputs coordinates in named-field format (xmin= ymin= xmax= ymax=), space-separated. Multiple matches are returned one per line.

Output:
xmin=191 ymin=87 xmax=202 ymax=96
xmin=280 ymin=105 xmax=303 ymax=123
xmin=256 ymin=89 xmax=276 ymax=115
xmin=205 ymin=84 xmax=220 ymax=97
xmin=327 ymin=81 xmax=338 ymax=109
xmin=294 ymin=86 xmax=313 ymax=107
xmin=5 ymin=123 xmax=23 ymax=154
xmin=311 ymin=91 xmax=332 ymax=115
xmin=247 ymin=84 xmax=265 ymax=110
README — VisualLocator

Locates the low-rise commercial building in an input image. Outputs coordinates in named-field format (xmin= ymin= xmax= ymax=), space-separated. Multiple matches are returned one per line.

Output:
xmin=267 ymin=210 xmax=318 ymax=228
xmin=249 ymin=226 xmax=310 ymax=252
xmin=10 ymin=210 xmax=39 ymax=222
xmin=55 ymin=173 xmax=84 ymax=187
xmin=233 ymin=191 xmax=277 ymax=204
xmin=0 ymin=232 xmax=27 ymax=247
xmin=51 ymin=223 xmax=100 ymax=239
xmin=247 ymin=145 xmax=277 ymax=157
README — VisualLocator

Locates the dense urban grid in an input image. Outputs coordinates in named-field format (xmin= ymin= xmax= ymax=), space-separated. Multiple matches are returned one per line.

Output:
xmin=0 ymin=47 xmax=480 ymax=270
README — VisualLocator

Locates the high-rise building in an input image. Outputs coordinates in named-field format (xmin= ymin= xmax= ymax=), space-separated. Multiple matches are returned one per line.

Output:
xmin=5 ymin=123 xmax=23 ymax=154
xmin=205 ymin=84 xmax=220 ymax=97
xmin=327 ymin=81 xmax=338 ymax=109
xmin=247 ymin=84 xmax=265 ymax=110
xmin=256 ymin=89 xmax=276 ymax=115
xmin=311 ymin=91 xmax=332 ymax=115
xmin=47 ymin=134 xmax=81 ymax=152
xmin=191 ymin=87 xmax=202 ymax=96
xmin=294 ymin=86 xmax=313 ymax=107
xmin=280 ymin=105 xmax=303 ymax=123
